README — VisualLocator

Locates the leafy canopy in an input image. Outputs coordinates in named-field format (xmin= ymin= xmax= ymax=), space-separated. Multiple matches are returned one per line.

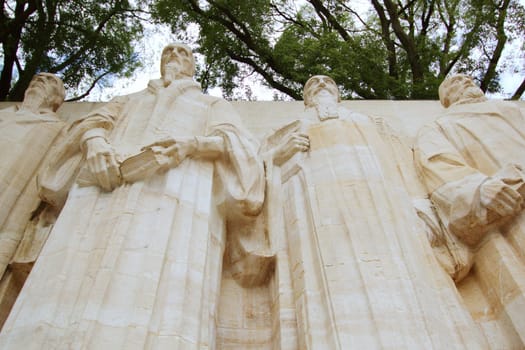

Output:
xmin=0 ymin=0 xmax=145 ymax=101
xmin=153 ymin=0 xmax=525 ymax=100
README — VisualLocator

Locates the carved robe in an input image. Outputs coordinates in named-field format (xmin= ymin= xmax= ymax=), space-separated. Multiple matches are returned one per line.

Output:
xmin=265 ymin=107 xmax=486 ymax=349
xmin=415 ymin=101 xmax=525 ymax=249
xmin=0 ymin=79 xmax=264 ymax=349
xmin=0 ymin=107 xmax=64 ymax=276
xmin=415 ymin=101 xmax=525 ymax=344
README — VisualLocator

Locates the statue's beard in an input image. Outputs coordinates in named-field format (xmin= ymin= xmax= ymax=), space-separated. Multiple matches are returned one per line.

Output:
xmin=163 ymin=63 xmax=187 ymax=86
xmin=21 ymin=88 xmax=46 ymax=112
xmin=163 ymin=69 xmax=180 ymax=86
xmin=314 ymin=101 xmax=339 ymax=120
xmin=464 ymin=86 xmax=484 ymax=99
xmin=311 ymin=91 xmax=339 ymax=120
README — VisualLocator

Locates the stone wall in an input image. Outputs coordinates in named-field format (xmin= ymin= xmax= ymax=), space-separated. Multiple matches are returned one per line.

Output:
xmin=6 ymin=99 xmax=523 ymax=141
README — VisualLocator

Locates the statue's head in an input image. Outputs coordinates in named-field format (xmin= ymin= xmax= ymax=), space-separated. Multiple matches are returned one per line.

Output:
xmin=160 ymin=43 xmax=196 ymax=82
xmin=438 ymin=74 xmax=485 ymax=108
xmin=24 ymin=73 xmax=65 ymax=112
xmin=303 ymin=75 xmax=340 ymax=107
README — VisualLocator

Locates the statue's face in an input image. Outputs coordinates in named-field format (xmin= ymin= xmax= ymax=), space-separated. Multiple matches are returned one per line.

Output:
xmin=304 ymin=75 xmax=339 ymax=107
xmin=439 ymin=74 xmax=484 ymax=107
xmin=161 ymin=44 xmax=195 ymax=80
xmin=24 ymin=73 xmax=65 ymax=111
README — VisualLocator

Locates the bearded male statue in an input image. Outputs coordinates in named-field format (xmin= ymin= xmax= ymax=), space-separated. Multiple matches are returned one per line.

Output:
xmin=0 ymin=73 xmax=65 ymax=278
xmin=415 ymin=74 xmax=525 ymax=345
xmin=0 ymin=44 xmax=266 ymax=349
xmin=261 ymin=75 xmax=486 ymax=349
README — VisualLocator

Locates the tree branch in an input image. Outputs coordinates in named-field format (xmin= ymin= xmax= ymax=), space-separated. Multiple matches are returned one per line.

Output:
xmin=480 ymin=0 xmax=510 ymax=92
xmin=382 ymin=0 xmax=424 ymax=87
xmin=511 ymin=76 xmax=525 ymax=100
xmin=337 ymin=1 xmax=377 ymax=33
xmin=187 ymin=0 xmax=298 ymax=91
xmin=371 ymin=0 xmax=399 ymax=79
xmin=307 ymin=0 xmax=351 ymax=41
xmin=269 ymin=2 xmax=320 ymax=38
xmin=66 ymin=71 xmax=111 ymax=102
xmin=0 ymin=0 xmax=38 ymax=100
xmin=52 ymin=2 xmax=138 ymax=73
xmin=226 ymin=49 xmax=301 ymax=100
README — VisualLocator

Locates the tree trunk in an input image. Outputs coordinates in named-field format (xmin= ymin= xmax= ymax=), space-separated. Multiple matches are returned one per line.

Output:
xmin=480 ymin=0 xmax=510 ymax=92
xmin=511 ymin=77 xmax=525 ymax=100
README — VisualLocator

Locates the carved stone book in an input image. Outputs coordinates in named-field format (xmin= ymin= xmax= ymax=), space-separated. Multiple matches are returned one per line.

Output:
xmin=120 ymin=146 xmax=171 ymax=183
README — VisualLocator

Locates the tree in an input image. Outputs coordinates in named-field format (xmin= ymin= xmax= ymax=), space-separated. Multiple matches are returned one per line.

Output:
xmin=0 ymin=0 xmax=145 ymax=101
xmin=152 ymin=0 xmax=525 ymax=100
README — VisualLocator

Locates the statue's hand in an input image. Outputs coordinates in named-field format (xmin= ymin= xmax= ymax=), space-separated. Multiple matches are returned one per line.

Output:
xmin=141 ymin=137 xmax=176 ymax=149
xmin=481 ymin=177 xmax=523 ymax=217
xmin=273 ymin=133 xmax=309 ymax=166
xmin=165 ymin=137 xmax=198 ymax=166
xmin=85 ymin=137 xmax=121 ymax=191
xmin=143 ymin=137 xmax=197 ymax=167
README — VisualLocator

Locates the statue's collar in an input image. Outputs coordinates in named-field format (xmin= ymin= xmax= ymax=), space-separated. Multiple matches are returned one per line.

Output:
xmin=147 ymin=78 xmax=201 ymax=95
xmin=11 ymin=106 xmax=60 ymax=122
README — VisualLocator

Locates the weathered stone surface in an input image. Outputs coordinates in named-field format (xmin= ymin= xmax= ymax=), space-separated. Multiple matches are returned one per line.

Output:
xmin=0 ymin=65 xmax=525 ymax=349
xmin=0 ymin=73 xmax=66 ymax=329
xmin=0 ymin=45 xmax=267 ymax=349
xmin=415 ymin=74 xmax=525 ymax=347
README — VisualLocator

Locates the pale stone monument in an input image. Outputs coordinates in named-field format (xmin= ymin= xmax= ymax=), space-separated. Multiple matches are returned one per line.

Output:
xmin=415 ymin=74 xmax=525 ymax=348
xmin=261 ymin=75 xmax=485 ymax=349
xmin=1 ymin=54 xmax=525 ymax=348
xmin=0 ymin=73 xmax=66 ymax=327
xmin=0 ymin=44 xmax=268 ymax=348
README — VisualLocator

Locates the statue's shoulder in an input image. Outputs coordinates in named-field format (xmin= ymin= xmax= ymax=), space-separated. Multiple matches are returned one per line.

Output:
xmin=198 ymin=94 xmax=231 ymax=107
xmin=338 ymin=106 xmax=371 ymax=124
xmin=443 ymin=100 xmax=510 ymax=119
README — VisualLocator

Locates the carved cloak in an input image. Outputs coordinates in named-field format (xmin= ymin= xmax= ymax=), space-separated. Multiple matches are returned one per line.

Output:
xmin=415 ymin=101 xmax=525 ymax=345
xmin=0 ymin=79 xmax=265 ymax=349
xmin=264 ymin=108 xmax=486 ymax=349
xmin=0 ymin=108 xmax=64 ymax=276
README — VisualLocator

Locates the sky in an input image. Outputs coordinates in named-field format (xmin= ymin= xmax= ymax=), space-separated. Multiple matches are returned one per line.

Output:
xmin=81 ymin=1 xmax=525 ymax=102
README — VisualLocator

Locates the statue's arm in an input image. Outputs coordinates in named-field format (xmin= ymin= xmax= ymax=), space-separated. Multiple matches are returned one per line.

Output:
xmin=75 ymin=97 xmax=127 ymax=191
xmin=415 ymin=125 xmax=524 ymax=245
xmin=145 ymin=99 xmax=306 ymax=166
xmin=259 ymin=119 xmax=310 ymax=167
xmin=140 ymin=100 xmax=232 ymax=166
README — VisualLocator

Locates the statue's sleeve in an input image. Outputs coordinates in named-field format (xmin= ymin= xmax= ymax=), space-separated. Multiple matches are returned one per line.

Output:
xmin=206 ymin=100 xmax=272 ymax=287
xmin=414 ymin=123 xmax=493 ymax=245
xmin=206 ymin=99 xmax=265 ymax=216
xmin=37 ymin=97 xmax=127 ymax=207
xmin=68 ymin=95 xmax=127 ymax=142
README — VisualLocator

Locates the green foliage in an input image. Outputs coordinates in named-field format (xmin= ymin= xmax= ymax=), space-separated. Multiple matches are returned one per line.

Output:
xmin=152 ymin=0 xmax=525 ymax=100
xmin=0 ymin=0 xmax=144 ymax=101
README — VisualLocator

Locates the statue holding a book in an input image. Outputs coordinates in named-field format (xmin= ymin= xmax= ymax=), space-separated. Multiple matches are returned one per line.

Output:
xmin=0 ymin=43 xmax=269 ymax=349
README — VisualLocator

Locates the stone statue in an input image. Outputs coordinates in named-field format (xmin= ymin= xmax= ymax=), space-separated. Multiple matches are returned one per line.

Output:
xmin=414 ymin=198 xmax=474 ymax=282
xmin=0 ymin=73 xmax=65 ymax=279
xmin=0 ymin=43 xmax=266 ymax=348
xmin=262 ymin=75 xmax=486 ymax=348
xmin=415 ymin=74 xmax=525 ymax=346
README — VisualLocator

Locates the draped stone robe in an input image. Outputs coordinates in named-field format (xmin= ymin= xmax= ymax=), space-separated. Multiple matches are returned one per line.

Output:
xmin=415 ymin=101 xmax=525 ymax=344
xmin=0 ymin=79 xmax=264 ymax=349
xmin=0 ymin=107 xmax=64 ymax=276
xmin=415 ymin=101 xmax=525 ymax=249
xmin=264 ymin=107 xmax=486 ymax=349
